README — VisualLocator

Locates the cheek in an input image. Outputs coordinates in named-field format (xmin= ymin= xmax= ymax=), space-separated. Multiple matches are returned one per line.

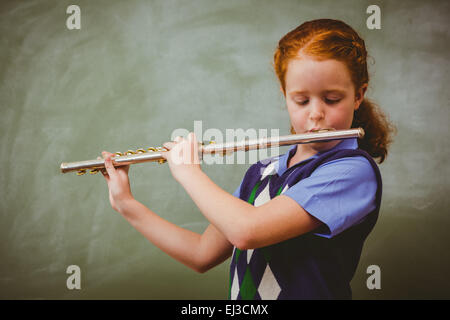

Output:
xmin=287 ymin=109 xmax=308 ymax=130
xmin=287 ymin=104 xmax=306 ymax=120
xmin=328 ymin=104 xmax=354 ymax=125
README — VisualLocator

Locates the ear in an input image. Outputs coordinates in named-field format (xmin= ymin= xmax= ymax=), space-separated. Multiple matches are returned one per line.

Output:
xmin=355 ymin=83 xmax=368 ymax=110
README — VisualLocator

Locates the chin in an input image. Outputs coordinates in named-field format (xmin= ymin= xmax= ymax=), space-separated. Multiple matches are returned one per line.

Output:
xmin=310 ymin=140 xmax=340 ymax=151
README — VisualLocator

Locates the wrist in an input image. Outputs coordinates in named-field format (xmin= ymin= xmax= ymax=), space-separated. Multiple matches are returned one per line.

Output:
xmin=116 ymin=197 xmax=137 ymax=215
xmin=176 ymin=167 xmax=203 ymax=186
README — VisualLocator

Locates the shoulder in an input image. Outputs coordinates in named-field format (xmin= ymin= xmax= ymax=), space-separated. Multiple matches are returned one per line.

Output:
xmin=283 ymin=154 xmax=379 ymax=200
xmin=313 ymin=155 xmax=378 ymax=182
xmin=283 ymin=154 xmax=380 ymax=238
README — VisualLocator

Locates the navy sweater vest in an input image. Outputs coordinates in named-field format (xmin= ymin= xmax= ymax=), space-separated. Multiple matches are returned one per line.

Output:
xmin=229 ymin=147 xmax=382 ymax=300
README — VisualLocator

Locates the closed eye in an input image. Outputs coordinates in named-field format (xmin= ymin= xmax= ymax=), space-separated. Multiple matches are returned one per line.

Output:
xmin=294 ymin=98 xmax=341 ymax=106
xmin=325 ymin=98 xmax=341 ymax=104
xmin=295 ymin=100 xmax=309 ymax=106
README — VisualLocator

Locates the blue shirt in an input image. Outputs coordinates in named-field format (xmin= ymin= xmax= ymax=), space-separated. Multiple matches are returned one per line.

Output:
xmin=229 ymin=138 xmax=382 ymax=299
xmin=232 ymin=138 xmax=378 ymax=238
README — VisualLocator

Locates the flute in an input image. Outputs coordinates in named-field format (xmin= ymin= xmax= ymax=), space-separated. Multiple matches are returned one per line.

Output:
xmin=60 ymin=128 xmax=364 ymax=175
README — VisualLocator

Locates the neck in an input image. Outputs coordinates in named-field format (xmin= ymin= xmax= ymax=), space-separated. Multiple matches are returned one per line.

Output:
xmin=288 ymin=140 xmax=342 ymax=168
xmin=288 ymin=146 xmax=315 ymax=168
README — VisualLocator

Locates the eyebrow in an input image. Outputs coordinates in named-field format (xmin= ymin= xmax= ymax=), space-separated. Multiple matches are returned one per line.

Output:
xmin=289 ymin=89 xmax=347 ymax=95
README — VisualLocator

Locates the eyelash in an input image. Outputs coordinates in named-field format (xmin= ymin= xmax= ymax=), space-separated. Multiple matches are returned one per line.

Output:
xmin=295 ymin=99 xmax=341 ymax=106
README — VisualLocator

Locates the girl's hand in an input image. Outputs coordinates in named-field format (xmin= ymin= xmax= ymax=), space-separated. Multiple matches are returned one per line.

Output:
xmin=161 ymin=132 xmax=202 ymax=184
xmin=98 ymin=151 xmax=133 ymax=212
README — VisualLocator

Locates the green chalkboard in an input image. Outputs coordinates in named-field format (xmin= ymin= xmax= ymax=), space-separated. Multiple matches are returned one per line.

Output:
xmin=0 ymin=0 xmax=449 ymax=299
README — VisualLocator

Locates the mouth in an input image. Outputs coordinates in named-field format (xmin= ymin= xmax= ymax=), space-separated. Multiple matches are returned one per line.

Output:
xmin=306 ymin=128 xmax=335 ymax=133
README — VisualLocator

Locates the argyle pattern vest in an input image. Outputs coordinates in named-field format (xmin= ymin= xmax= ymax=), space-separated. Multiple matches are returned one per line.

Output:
xmin=228 ymin=148 xmax=382 ymax=300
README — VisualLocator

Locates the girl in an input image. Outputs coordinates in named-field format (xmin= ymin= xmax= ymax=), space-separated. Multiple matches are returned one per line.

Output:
xmin=99 ymin=19 xmax=395 ymax=300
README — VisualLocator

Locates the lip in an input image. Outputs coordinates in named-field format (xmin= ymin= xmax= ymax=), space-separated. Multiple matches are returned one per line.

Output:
xmin=307 ymin=127 xmax=323 ymax=133
xmin=306 ymin=127 xmax=335 ymax=133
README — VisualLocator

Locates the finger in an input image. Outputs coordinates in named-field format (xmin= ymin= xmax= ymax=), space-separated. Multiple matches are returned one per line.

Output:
xmin=188 ymin=132 xmax=198 ymax=144
xmin=186 ymin=133 xmax=193 ymax=163
xmin=100 ymin=168 xmax=110 ymax=181
xmin=102 ymin=151 xmax=116 ymax=177
xmin=163 ymin=141 xmax=176 ymax=150
xmin=97 ymin=156 xmax=110 ymax=181
xmin=161 ymin=142 xmax=173 ymax=161
xmin=188 ymin=132 xmax=200 ymax=164
xmin=102 ymin=151 xmax=115 ymax=158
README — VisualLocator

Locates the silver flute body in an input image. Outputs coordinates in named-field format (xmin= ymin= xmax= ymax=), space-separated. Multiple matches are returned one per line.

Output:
xmin=60 ymin=128 xmax=364 ymax=174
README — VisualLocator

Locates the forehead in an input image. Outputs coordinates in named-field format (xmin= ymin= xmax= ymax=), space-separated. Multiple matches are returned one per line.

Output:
xmin=285 ymin=57 xmax=353 ymax=93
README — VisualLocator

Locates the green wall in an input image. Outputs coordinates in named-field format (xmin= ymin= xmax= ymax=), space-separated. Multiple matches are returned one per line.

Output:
xmin=1 ymin=0 xmax=449 ymax=299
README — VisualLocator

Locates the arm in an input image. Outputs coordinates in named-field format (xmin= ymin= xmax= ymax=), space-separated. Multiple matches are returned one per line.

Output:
xmin=100 ymin=152 xmax=233 ymax=274
xmin=162 ymin=133 xmax=323 ymax=250
xmin=168 ymin=135 xmax=379 ymax=248
xmin=179 ymin=170 xmax=322 ymax=250
xmin=119 ymin=200 xmax=233 ymax=273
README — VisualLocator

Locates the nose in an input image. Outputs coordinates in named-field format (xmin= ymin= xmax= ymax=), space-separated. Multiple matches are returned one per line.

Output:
xmin=309 ymin=100 xmax=325 ymax=122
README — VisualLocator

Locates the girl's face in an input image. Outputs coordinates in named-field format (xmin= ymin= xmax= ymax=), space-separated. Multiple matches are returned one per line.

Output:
xmin=284 ymin=56 xmax=366 ymax=154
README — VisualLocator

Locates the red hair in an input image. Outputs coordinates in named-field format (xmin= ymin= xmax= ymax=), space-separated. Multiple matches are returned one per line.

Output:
xmin=273 ymin=19 xmax=396 ymax=163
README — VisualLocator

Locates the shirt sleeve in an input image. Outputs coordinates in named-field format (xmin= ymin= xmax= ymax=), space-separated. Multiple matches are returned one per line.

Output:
xmin=232 ymin=181 xmax=242 ymax=198
xmin=282 ymin=156 xmax=378 ymax=238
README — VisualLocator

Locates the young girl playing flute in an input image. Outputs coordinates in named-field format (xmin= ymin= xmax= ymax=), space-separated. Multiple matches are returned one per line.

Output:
xmin=99 ymin=18 xmax=395 ymax=300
